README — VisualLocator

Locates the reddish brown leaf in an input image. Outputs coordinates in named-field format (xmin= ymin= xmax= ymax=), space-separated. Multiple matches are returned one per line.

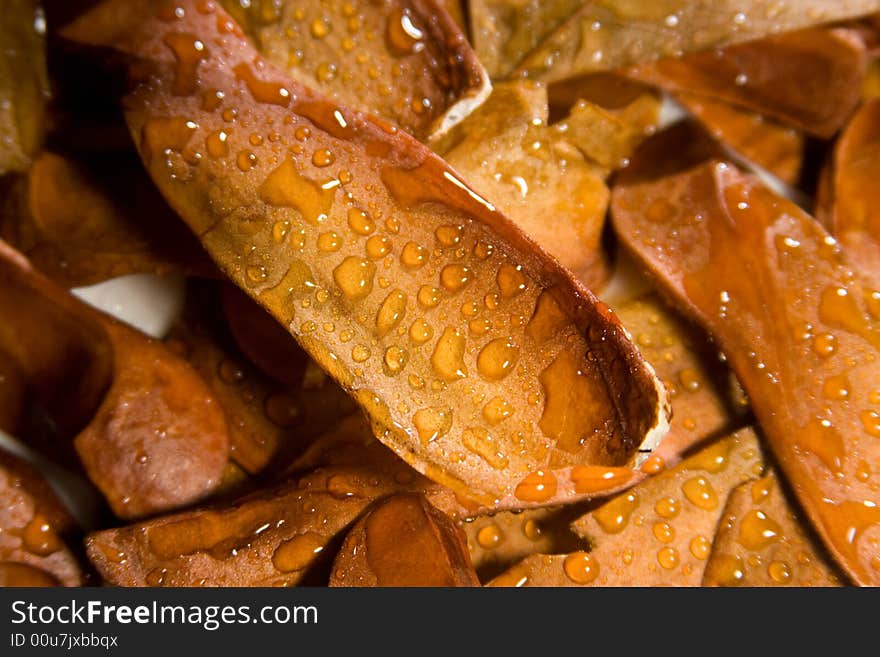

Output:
xmin=628 ymin=28 xmax=867 ymax=138
xmin=0 ymin=0 xmax=49 ymax=173
xmin=330 ymin=493 xmax=479 ymax=586
xmin=167 ymin=281 xmax=357 ymax=475
xmin=703 ymin=470 xmax=844 ymax=586
xmin=64 ymin=0 xmax=669 ymax=510
xmin=612 ymin=158 xmax=880 ymax=585
xmin=674 ymin=92 xmax=804 ymax=185
xmin=615 ymin=295 xmax=750 ymax=469
xmin=221 ymin=283 xmax=308 ymax=387
xmin=219 ymin=0 xmax=490 ymax=141
xmin=438 ymin=80 xmax=612 ymax=290
xmin=463 ymin=506 xmax=589 ymax=583
xmin=469 ymin=0 xmax=581 ymax=79
xmin=0 ymin=240 xmax=230 ymax=519
xmin=0 ymin=449 xmax=86 ymax=586
xmin=0 ymin=350 xmax=28 ymax=436
xmin=0 ymin=151 xmax=217 ymax=288
xmin=86 ymin=415 xmax=466 ymax=586
xmin=504 ymin=1 xmax=880 ymax=84
xmin=817 ymin=98 xmax=880 ymax=286
xmin=489 ymin=428 xmax=765 ymax=586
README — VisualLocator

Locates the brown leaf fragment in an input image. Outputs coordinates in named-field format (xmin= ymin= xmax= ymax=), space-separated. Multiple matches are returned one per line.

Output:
xmin=167 ymin=282 xmax=357 ymax=475
xmin=0 ymin=350 xmax=28 ymax=437
xmin=330 ymin=493 xmax=479 ymax=586
xmin=468 ymin=0 xmax=580 ymax=80
xmin=438 ymin=80 xmax=612 ymax=290
xmin=674 ymin=93 xmax=804 ymax=185
xmin=612 ymin=157 xmax=880 ymax=585
xmin=436 ymin=0 xmax=466 ymax=32
xmin=0 ymin=151 xmax=217 ymax=288
xmin=703 ymin=470 xmax=844 ymax=586
xmin=510 ymin=1 xmax=880 ymax=85
xmin=0 ymin=0 xmax=50 ymax=173
xmin=463 ymin=506 xmax=590 ymax=582
xmin=0 ymin=240 xmax=229 ymax=519
xmin=554 ymin=95 xmax=661 ymax=172
xmin=221 ymin=283 xmax=308 ymax=387
xmin=615 ymin=295 xmax=750 ymax=470
xmin=87 ymin=415 xmax=464 ymax=586
xmin=817 ymin=98 xmax=880 ymax=287
xmin=628 ymin=28 xmax=868 ymax=139
xmin=219 ymin=0 xmax=490 ymax=141
xmin=488 ymin=428 xmax=765 ymax=586
xmin=63 ymin=0 xmax=669 ymax=510
xmin=0 ymin=449 xmax=86 ymax=586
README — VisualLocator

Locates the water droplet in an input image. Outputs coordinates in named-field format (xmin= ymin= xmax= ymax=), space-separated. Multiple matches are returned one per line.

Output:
xmin=409 ymin=319 xmax=433 ymax=345
xmin=593 ymin=492 xmax=638 ymax=534
xmin=860 ymin=410 xmax=880 ymax=438
xmin=383 ymin=346 xmax=408 ymax=375
xmin=333 ymin=257 xmax=375 ymax=300
xmin=376 ymin=290 xmax=407 ymax=337
xmin=768 ymin=560 xmax=791 ymax=583
xmin=563 ymin=552 xmax=599 ymax=584
xmin=682 ymin=476 xmax=719 ymax=510
xmin=351 ymin=344 xmax=371 ymax=363
xmin=435 ymin=224 xmax=463 ymax=247
xmin=652 ymin=522 xmax=675 ymax=543
xmin=655 ymin=497 xmax=681 ymax=519
xmin=318 ymin=231 xmax=343 ymax=252
xmin=205 ymin=130 xmax=229 ymax=157
xmin=312 ymin=149 xmax=335 ymax=168
xmin=462 ymin=427 xmax=508 ymax=469
xmin=483 ymin=396 xmax=513 ymax=425
xmin=514 ymin=470 xmax=557 ymax=503
xmin=418 ymin=285 xmax=442 ymax=309
xmin=366 ymin=235 xmax=391 ymax=259
xmin=431 ymin=328 xmax=467 ymax=382
xmin=347 ymin=208 xmax=375 ymax=235
xmin=477 ymin=524 xmax=504 ymax=549
xmin=413 ymin=407 xmax=452 ymax=444
xmin=522 ymin=519 xmax=542 ymax=541
xmin=738 ymin=510 xmax=781 ymax=550
xmin=400 ymin=241 xmax=428 ymax=269
xmin=497 ymin=263 xmax=527 ymax=298
xmin=689 ymin=535 xmax=711 ymax=560
xmin=476 ymin=338 xmax=519 ymax=381
xmin=656 ymin=546 xmax=679 ymax=570
xmin=22 ymin=515 xmax=63 ymax=556
xmin=272 ymin=532 xmax=324 ymax=572
xmin=440 ymin=264 xmax=472 ymax=293
xmin=678 ymin=368 xmax=702 ymax=392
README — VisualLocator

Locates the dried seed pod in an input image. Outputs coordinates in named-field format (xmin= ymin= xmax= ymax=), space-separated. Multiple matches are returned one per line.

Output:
xmin=64 ymin=0 xmax=669 ymax=510
xmin=330 ymin=493 xmax=479 ymax=587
